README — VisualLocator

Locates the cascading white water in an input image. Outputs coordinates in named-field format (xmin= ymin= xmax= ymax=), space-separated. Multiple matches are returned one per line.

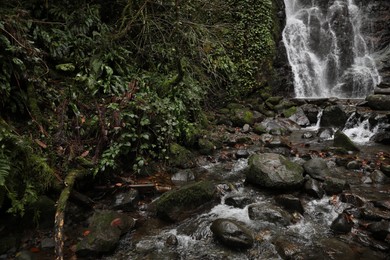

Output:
xmin=283 ymin=0 xmax=381 ymax=98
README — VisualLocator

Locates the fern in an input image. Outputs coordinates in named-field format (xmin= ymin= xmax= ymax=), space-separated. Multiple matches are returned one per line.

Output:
xmin=0 ymin=153 xmax=10 ymax=187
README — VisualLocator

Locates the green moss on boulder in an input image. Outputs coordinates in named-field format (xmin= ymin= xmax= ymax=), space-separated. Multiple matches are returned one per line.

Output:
xmin=169 ymin=143 xmax=196 ymax=168
xmin=155 ymin=180 xmax=217 ymax=222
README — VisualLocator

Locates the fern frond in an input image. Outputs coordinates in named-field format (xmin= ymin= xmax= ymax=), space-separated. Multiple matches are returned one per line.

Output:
xmin=0 ymin=155 xmax=11 ymax=187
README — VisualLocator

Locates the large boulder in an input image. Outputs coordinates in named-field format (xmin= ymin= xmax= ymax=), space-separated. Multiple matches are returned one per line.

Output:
xmin=245 ymin=153 xmax=305 ymax=189
xmin=210 ymin=218 xmax=254 ymax=249
xmin=366 ymin=95 xmax=390 ymax=111
xmin=76 ymin=210 xmax=135 ymax=256
xmin=169 ymin=143 xmax=196 ymax=169
xmin=320 ymin=105 xmax=348 ymax=128
xmin=303 ymin=158 xmax=330 ymax=181
xmin=333 ymin=130 xmax=360 ymax=152
xmin=248 ymin=204 xmax=292 ymax=226
xmin=154 ymin=181 xmax=217 ymax=222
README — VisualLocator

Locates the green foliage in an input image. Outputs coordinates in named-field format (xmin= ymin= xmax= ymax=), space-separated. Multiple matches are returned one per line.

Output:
xmin=0 ymin=0 xmax=281 ymax=182
xmin=224 ymin=0 xmax=277 ymax=96
xmin=0 ymin=124 xmax=54 ymax=216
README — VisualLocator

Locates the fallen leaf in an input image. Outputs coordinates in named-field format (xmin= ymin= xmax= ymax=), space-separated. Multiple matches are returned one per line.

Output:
xmin=111 ymin=218 xmax=122 ymax=227
xmin=80 ymin=150 xmax=89 ymax=157
xmin=83 ymin=230 xmax=91 ymax=236
xmin=30 ymin=247 xmax=40 ymax=253
xmin=35 ymin=139 xmax=47 ymax=149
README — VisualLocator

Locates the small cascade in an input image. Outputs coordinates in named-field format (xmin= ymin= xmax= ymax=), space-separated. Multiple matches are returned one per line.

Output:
xmin=306 ymin=108 xmax=323 ymax=130
xmin=283 ymin=0 xmax=381 ymax=98
xmin=342 ymin=113 xmax=379 ymax=143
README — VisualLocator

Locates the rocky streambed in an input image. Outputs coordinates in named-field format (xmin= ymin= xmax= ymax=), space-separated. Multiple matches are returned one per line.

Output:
xmin=3 ymin=96 xmax=390 ymax=260
xmin=97 ymin=97 xmax=390 ymax=259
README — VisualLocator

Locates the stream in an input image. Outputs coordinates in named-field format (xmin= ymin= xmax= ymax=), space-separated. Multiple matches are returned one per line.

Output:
xmin=101 ymin=109 xmax=390 ymax=260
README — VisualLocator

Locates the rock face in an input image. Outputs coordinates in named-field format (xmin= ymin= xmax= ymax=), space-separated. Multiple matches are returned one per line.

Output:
xmin=246 ymin=153 xmax=305 ymax=189
xmin=210 ymin=218 xmax=254 ymax=249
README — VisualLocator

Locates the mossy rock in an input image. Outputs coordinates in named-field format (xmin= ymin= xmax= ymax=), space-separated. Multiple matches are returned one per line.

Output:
xmin=231 ymin=108 xmax=254 ymax=127
xmin=266 ymin=96 xmax=283 ymax=105
xmin=76 ymin=210 xmax=135 ymax=256
xmin=274 ymin=100 xmax=296 ymax=111
xmin=169 ymin=143 xmax=196 ymax=168
xmin=226 ymin=103 xmax=245 ymax=110
xmin=155 ymin=180 xmax=217 ymax=222
xmin=253 ymin=123 xmax=268 ymax=135
xmin=333 ymin=131 xmax=360 ymax=152
xmin=257 ymin=103 xmax=276 ymax=117
xmin=198 ymin=138 xmax=215 ymax=155
xmin=282 ymin=106 xmax=297 ymax=118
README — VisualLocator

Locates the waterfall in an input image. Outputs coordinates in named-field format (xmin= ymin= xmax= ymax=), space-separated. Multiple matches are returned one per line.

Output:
xmin=282 ymin=0 xmax=381 ymax=98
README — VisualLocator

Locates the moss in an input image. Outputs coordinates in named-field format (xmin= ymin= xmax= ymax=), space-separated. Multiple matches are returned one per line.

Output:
xmin=333 ymin=131 xmax=360 ymax=152
xmin=169 ymin=143 xmax=195 ymax=168
xmin=231 ymin=108 xmax=254 ymax=126
xmin=198 ymin=138 xmax=215 ymax=155
xmin=253 ymin=123 xmax=268 ymax=135
xmin=155 ymin=180 xmax=216 ymax=221
xmin=282 ymin=106 xmax=297 ymax=118
xmin=266 ymin=96 xmax=283 ymax=105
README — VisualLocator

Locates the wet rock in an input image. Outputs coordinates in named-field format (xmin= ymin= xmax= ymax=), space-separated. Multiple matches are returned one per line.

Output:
xmin=248 ymin=204 xmax=292 ymax=226
xmin=303 ymin=158 xmax=330 ymax=181
xmin=288 ymin=107 xmax=311 ymax=126
xmin=302 ymin=131 xmax=314 ymax=139
xmin=171 ymin=169 xmax=196 ymax=185
xmin=301 ymin=103 xmax=320 ymax=124
xmin=112 ymin=189 xmax=139 ymax=211
xmin=76 ymin=210 xmax=135 ymax=256
xmin=321 ymin=105 xmax=348 ymax=128
xmin=367 ymin=220 xmax=390 ymax=241
xmin=339 ymin=193 xmax=365 ymax=207
xmin=235 ymin=149 xmax=250 ymax=159
xmin=380 ymin=163 xmax=390 ymax=177
xmin=246 ymin=153 xmax=305 ymax=189
xmin=273 ymin=235 xmax=302 ymax=259
xmin=371 ymin=132 xmax=390 ymax=145
xmin=274 ymin=194 xmax=304 ymax=214
xmin=165 ymin=234 xmax=178 ymax=246
xmin=366 ymin=94 xmax=390 ymax=111
xmin=155 ymin=181 xmax=217 ymax=222
xmin=346 ymin=160 xmax=362 ymax=170
xmin=261 ymin=134 xmax=291 ymax=148
xmin=361 ymin=204 xmax=390 ymax=221
xmin=372 ymin=200 xmax=390 ymax=211
xmin=317 ymin=238 xmax=357 ymax=259
xmin=330 ymin=213 xmax=354 ymax=234
xmin=333 ymin=130 xmax=360 ymax=152
xmin=225 ymin=194 xmax=252 ymax=209
xmin=169 ymin=143 xmax=196 ymax=169
xmin=323 ymin=177 xmax=349 ymax=195
xmin=318 ymin=128 xmax=334 ymax=140
xmin=304 ymin=178 xmax=324 ymax=199
xmin=257 ymin=118 xmax=299 ymax=136
xmin=210 ymin=218 xmax=254 ymax=249
xmin=370 ymin=170 xmax=388 ymax=183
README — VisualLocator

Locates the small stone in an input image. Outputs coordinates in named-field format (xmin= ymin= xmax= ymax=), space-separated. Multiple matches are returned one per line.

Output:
xmin=330 ymin=213 xmax=354 ymax=234
xmin=347 ymin=160 xmax=362 ymax=170
xmin=166 ymin=234 xmax=178 ymax=246
xmin=41 ymin=237 xmax=55 ymax=250
xmin=235 ymin=150 xmax=250 ymax=159
xmin=242 ymin=124 xmax=250 ymax=133
xmin=302 ymin=132 xmax=314 ymax=139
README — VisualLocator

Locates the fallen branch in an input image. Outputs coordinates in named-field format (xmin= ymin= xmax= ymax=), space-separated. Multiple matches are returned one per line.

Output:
xmin=54 ymin=170 xmax=88 ymax=260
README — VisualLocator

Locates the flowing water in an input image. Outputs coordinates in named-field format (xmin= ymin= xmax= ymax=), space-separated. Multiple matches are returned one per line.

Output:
xmin=282 ymin=0 xmax=381 ymax=98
